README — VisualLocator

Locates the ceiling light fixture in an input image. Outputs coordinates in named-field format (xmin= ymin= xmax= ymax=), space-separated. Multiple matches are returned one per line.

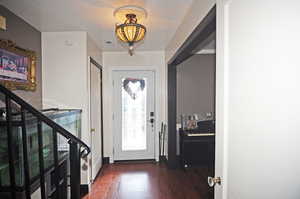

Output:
xmin=114 ymin=6 xmax=147 ymax=56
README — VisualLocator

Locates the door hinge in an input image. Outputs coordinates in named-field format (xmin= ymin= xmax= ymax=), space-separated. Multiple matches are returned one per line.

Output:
xmin=112 ymin=113 xmax=114 ymax=120
xmin=112 ymin=80 xmax=114 ymax=87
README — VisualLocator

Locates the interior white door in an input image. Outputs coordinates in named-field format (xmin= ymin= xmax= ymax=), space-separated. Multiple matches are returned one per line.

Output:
xmin=216 ymin=1 xmax=300 ymax=199
xmin=113 ymin=70 xmax=155 ymax=161
xmin=90 ymin=62 xmax=102 ymax=181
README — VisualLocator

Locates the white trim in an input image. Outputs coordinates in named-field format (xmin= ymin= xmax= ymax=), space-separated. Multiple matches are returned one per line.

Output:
xmin=89 ymin=57 xmax=104 ymax=182
xmin=215 ymin=0 xmax=231 ymax=199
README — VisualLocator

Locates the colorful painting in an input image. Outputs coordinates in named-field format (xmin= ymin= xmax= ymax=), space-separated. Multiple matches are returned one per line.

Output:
xmin=0 ymin=39 xmax=36 ymax=91
xmin=0 ymin=48 xmax=28 ymax=82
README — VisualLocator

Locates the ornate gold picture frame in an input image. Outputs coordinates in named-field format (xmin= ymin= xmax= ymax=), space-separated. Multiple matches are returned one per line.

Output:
xmin=0 ymin=39 xmax=36 ymax=91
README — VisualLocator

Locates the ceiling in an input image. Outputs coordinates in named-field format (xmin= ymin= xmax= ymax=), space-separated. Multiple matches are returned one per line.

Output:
xmin=1 ymin=0 xmax=194 ymax=51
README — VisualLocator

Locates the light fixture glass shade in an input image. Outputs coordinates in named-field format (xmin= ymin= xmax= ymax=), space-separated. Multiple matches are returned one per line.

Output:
xmin=116 ymin=24 xmax=146 ymax=43
xmin=115 ymin=14 xmax=146 ymax=46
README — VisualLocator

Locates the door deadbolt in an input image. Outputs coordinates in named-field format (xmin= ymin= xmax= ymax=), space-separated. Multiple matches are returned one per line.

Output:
xmin=208 ymin=176 xmax=221 ymax=187
xmin=147 ymin=119 xmax=155 ymax=123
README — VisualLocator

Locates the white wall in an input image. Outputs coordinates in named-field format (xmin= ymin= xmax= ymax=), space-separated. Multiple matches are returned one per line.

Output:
xmin=177 ymin=54 xmax=216 ymax=120
xmin=165 ymin=0 xmax=216 ymax=62
xmin=217 ymin=1 xmax=300 ymax=198
xmin=102 ymin=51 xmax=166 ymax=162
xmin=87 ymin=35 xmax=103 ymax=65
xmin=42 ymin=31 xmax=102 ymax=185
xmin=42 ymin=32 xmax=89 ymax=144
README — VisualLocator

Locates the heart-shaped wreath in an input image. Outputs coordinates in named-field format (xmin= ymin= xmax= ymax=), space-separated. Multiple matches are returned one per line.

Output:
xmin=123 ymin=78 xmax=145 ymax=100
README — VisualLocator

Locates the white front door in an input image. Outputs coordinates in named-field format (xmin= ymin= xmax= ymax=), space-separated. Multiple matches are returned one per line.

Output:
xmin=90 ymin=61 xmax=102 ymax=181
xmin=113 ymin=70 xmax=155 ymax=161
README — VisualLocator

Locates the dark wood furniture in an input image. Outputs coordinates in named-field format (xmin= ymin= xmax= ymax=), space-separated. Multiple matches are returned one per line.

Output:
xmin=179 ymin=128 xmax=215 ymax=169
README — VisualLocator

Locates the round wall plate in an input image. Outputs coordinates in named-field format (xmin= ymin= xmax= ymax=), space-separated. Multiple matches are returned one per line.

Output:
xmin=114 ymin=5 xmax=147 ymax=23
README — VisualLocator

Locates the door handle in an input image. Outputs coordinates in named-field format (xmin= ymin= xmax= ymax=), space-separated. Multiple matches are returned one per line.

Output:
xmin=208 ymin=176 xmax=221 ymax=187
xmin=91 ymin=128 xmax=96 ymax=133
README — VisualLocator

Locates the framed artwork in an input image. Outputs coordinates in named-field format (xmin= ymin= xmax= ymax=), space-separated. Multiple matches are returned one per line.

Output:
xmin=0 ymin=39 xmax=36 ymax=91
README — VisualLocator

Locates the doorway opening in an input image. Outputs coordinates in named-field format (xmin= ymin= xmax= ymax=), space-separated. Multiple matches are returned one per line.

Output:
xmin=167 ymin=4 xmax=216 ymax=199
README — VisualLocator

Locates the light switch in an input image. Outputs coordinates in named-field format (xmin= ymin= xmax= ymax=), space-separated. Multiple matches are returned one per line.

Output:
xmin=0 ymin=16 xmax=6 ymax=30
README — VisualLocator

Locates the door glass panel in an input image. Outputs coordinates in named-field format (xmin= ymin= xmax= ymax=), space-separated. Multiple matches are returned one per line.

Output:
xmin=121 ymin=78 xmax=147 ymax=151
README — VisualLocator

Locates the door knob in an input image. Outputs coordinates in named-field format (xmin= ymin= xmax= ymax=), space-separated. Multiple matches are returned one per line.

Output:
xmin=208 ymin=176 xmax=221 ymax=187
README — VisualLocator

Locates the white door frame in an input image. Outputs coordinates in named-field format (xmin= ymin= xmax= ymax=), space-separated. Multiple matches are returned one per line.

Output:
xmin=215 ymin=0 xmax=231 ymax=198
xmin=111 ymin=67 xmax=160 ymax=162
xmin=112 ymin=70 xmax=155 ymax=160
xmin=89 ymin=57 xmax=103 ymax=182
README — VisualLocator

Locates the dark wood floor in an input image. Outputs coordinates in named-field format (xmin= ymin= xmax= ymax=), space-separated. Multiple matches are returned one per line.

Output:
xmin=83 ymin=162 xmax=214 ymax=199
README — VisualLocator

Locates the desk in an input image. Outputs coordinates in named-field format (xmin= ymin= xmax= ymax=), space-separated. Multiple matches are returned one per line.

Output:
xmin=179 ymin=129 xmax=215 ymax=169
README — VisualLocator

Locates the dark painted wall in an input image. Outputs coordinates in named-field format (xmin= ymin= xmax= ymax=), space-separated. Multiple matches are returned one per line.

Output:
xmin=177 ymin=54 xmax=215 ymax=121
xmin=0 ymin=5 xmax=42 ymax=109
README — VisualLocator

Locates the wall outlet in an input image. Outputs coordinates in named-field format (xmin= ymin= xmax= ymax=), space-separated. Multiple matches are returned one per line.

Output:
xmin=0 ymin=16 xmax=6 ymax=30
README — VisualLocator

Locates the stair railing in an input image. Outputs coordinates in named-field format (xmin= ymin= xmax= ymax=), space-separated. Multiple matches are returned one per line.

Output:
xmin=0 ymin=84 xmax=90 ymax=199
